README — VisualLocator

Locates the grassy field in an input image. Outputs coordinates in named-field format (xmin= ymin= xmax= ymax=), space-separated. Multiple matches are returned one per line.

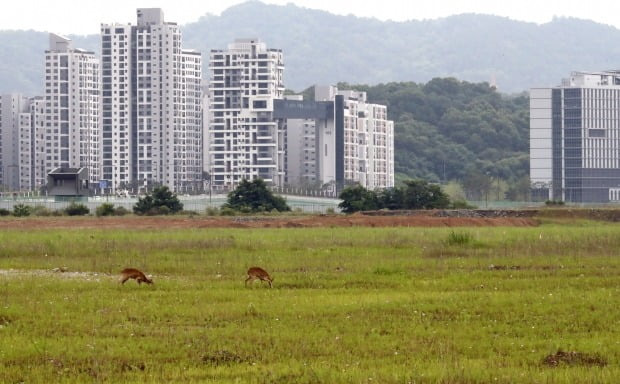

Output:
xmin=0 ymin=221 xmax=619 ymax=383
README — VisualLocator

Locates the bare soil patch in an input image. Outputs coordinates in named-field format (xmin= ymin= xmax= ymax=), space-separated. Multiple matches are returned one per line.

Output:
xmin=0 ymin=268 xmax=110 ymax=281
xmin=542 ymin=350 xmax=607 ymax=367
xmin=0 ymin=213 xmax=538 ymax=230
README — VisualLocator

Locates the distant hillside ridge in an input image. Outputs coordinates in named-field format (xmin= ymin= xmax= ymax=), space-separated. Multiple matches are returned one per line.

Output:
xmin=2 ymin=1 xmax=620 ymax=94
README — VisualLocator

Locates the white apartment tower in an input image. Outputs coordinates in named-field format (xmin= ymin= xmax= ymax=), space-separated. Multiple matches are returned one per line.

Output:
xmin=275 ymin=86 xmax=394 ymax=191
xmin=313 ymin=86 xmax=394 ymax=189
xmin=282 ymin=95 xmax=318 ymax=186
xmin=30 ymin=97 xmax=46 ymax=189
xmin=0 ymin=95 xmax=46 ymax=191
xmin=44 ymin=34 xmax=100 ymax=185
xmin=182 ymin=49 xmax=204 ymax=191
xmin=207 ymin=38 xmax=285 ymax=190
xmin=1 ymin=95 xmax=33 ymax=190
xmin=339 ymin=90 xmax=394 ymax=189
xmin=101 ymin=8 xmax=202 ymax=192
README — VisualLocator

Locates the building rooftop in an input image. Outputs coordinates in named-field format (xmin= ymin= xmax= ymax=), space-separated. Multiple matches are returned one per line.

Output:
xmin=48 ymin=167 xmax=86 ymax=175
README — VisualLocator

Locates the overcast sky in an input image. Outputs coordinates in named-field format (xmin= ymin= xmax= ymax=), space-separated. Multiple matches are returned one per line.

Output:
xmin=3 ymin=0 xmax=620 ymax=35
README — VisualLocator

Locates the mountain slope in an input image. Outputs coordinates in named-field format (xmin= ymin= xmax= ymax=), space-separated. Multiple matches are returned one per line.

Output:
xmin=2 ymin=2 xmax=620 ymax=94
xmin=336 ymin=79 xmax=529 ymax=185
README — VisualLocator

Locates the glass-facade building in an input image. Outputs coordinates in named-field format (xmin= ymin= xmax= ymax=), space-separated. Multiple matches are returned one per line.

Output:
xmin=531 ymin=71 xmax=620 ymax=203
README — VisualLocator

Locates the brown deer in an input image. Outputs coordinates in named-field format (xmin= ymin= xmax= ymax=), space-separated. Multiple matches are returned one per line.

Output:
xmin=245 ymin=267 xmax=273 ymax=288
xmin=120 ymin=268 xmax=153 ymax=285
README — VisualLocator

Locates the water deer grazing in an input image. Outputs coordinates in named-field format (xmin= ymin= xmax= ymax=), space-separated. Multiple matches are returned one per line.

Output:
xmin=120 ymin=268 xmax=153 ymax=285
xmin=245 ymin=267 xmax=273 ymax=288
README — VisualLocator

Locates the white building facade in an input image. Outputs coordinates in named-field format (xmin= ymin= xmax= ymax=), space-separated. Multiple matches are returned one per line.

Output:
xmin=309 ymin=86 xmax=394 ymax=190
xmin=282 ymin=95 xmax=318 ymax=187
xmin=1 ymin=95 xmax=32 ymax=190
xmin=531 ymin=71 xmax=620 ymax=203
xmin=0 ymin=95 xmax=46 ymax=192
xmin=338 ymin=89 xmax=394 ymax=189
xmin=101 ymin=8 xmax=202 ymax=193
xmin=207 ymin=38 xmax=285 ymax=191
xmin=44 ymin=34 xmax=100 ymax=185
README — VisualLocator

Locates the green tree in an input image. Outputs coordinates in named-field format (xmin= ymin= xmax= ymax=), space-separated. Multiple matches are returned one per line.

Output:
xmin=133 ymin=195 xmax=154 ymax=215
xmin=96 ymin=203 xmax=116 ymax=217
xmin=462 ymin=169 xmax=493 ymax=201
xmin=338 ymin=184 xmax=379 ymax=213
xmin=12 ymin=204 xmax=32 ymax=217
xmin=443 ymin=181 xmax=467 ymax=201
xmin=133 ymin=186 xmax=183 ymax=215
xmin=224 ymin=179 xmax=290 ymax=213
xmin=64 ymin=203 xmax=90 ymax=216
xmin=400 ymin=180 xmax=451 ymax=209
xmin=340 ymin=180 xmax=451 ymax=213
xmin=340 ymin=80 xmax=529 ymax=184
xmin=377 ymin=188 xmax=404 ymax=210
xmin=505 ymin=176 xmax=531 ymax=201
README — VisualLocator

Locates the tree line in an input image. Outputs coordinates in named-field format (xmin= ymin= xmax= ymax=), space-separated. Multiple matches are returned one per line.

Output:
xmin=330 ymin=79 xmax=531 ymax=201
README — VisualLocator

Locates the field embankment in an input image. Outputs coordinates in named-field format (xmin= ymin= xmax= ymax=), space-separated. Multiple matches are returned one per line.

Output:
xmin=0 ymin=210 xmax=541 ymax=229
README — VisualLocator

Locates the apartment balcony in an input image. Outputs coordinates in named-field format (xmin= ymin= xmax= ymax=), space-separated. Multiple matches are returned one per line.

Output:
xmin=255 ymin=160 xmax=274 ymax=166
xmin=251 ymin=142 xmax=277 ymax=148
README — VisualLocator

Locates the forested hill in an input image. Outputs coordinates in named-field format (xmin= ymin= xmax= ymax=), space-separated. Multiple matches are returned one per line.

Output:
xmin=339 ymin=79 xmax=529 ymax=185
xmin=4 ymin=1 xmax=620 ymax=93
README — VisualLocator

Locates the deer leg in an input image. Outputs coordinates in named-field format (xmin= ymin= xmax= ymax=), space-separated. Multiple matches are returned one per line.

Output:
xmin=120 ymin=276 xmax=129 ymax=284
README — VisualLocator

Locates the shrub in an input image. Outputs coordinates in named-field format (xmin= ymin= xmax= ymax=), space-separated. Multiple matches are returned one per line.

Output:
xmin=450 ymin=200 xmax=477 ymax=209
xmin=340 ymin=180 xmax=453 ymax=214
xmin=12 ymin=204 xmax=32 ymax=217
xmin=545 ymin=200 xmax=565 ymax=206
xmin=224 ymin=179 xmax=290 ymax=213
xmin=326 ymin=207 xmax=336 ymax=214
xmin=446 ymin=231 xmax=473 ymax=246
xmin=133 ymin=186 xmax=183 ymax=215
xmin=153 ymin=205 xmax=170 ymax=215
xmin=96 ymin=203 xmax=116 ymax=217
xmin=399 ymin=180 xmax=451 ymax=210
xmin=0 ymin=208 xmax=10 ymax=216
xmin=219 ymin=206 xmax=237 ymax=216
xmin=205 ymin=207 xmax=219 ymax=216
xmin=64 ymin=203 xmax=90 ymax=216
xmin=114 ymin=206 xmax=129 ymax=216
xmin=338 ymin=184 xmax=379 ymax=213
xmin=31 ymin=206 xmax=55 ymax=216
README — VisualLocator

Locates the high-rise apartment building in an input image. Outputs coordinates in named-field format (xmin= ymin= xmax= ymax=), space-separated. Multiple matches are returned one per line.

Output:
xmin=182 ymin=49 xmax=204 ymax=192
xmin=334 ymin=88 xmax=394 ymax=189
xmin=43 ymin=34 xmax=100 ymax=186
xmin=1 ymin=95 xmax=33 ymax=190
xmin=276 ymin=86 xmax=395 ymax=190
xmin=101 ymin=8 xmax=202 ymax=192
xmin=281 ymin=95 xmax=318 ymax=187
xmin=531 ymin=71 xmax=620 ymax=203
xmin=0 ymin=95 xmax=46 ymax=192
xmin=207 ymin=38 xmax=285 ymax=191
xmin=30 ymin=96 xmax=46 ymax=189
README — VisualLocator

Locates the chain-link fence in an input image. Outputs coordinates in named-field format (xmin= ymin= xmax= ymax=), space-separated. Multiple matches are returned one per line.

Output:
xmin=0 ymin=194 xmax=341 ymax=214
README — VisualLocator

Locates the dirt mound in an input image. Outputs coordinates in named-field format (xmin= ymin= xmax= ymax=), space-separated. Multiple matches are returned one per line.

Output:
xmin=0 ymin=214 xmax=538 ymax=230
xmin=536 ymin=208 xmax=620 ymax=221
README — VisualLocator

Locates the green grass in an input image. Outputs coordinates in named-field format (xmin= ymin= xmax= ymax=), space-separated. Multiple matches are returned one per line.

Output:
xmin=0 ymin=223 xmax=619 ymax=382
